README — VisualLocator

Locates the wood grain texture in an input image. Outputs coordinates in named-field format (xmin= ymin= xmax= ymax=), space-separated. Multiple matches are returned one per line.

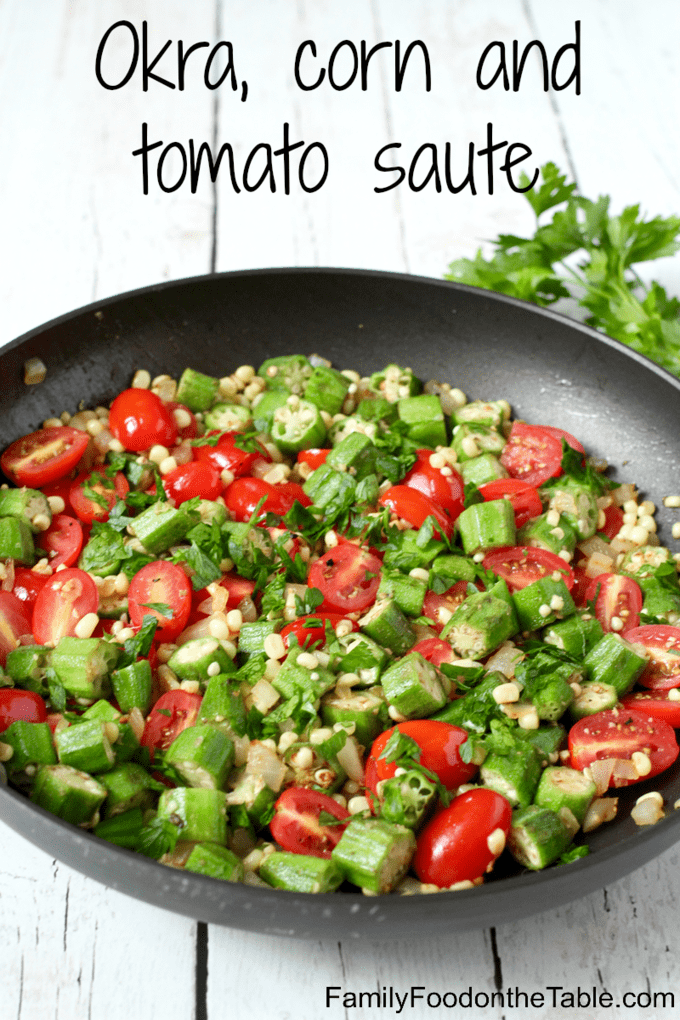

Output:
xmin=1 ymin=2 xmax=680 ymax=1017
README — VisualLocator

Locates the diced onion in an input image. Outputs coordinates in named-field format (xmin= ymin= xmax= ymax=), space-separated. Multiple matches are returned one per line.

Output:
xmin=587 ymin=758 xmax=615 ymax=796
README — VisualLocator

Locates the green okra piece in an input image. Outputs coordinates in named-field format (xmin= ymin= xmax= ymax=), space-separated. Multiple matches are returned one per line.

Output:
xmin=377 ymin=570 xmax=427 ymax=618
xmin=332 ymin=631 xmax=390 ymax=686
xmin=379 ymin=652 xmax=447 ymax=719
xmin=1 ymin=720 xmax=57 ymax=771
xmin=130 ymin=501 xmax=193 ymax=554
xmin=50 ymin=636 xmax=120 ymax=700
xmin=320 ymin=686 xmax=389 ymax=749
xmin=252 ymin=388 xmax=291 ymax=432
xmin=94 ymin=807 xmax=145 ymax=849
xmin=98 ymin=762 xmax=158 ymax=817
xmin=512 ymin=577 xmax=575 ymax=632
xmin=397 ymin=395 xmax=447 ymax=448
xmin=453 ymin=399 xmax=510 ymax=430
xmin=270 ymin=398 xmax=327 ymax=454
xmin=31 ymin=764 xmax=107 ymax=826
xmin=569 ymin=681 xmax=619 ymax=720
xmin=619 ymin=545 xmax=672 ymax=580
xmin=271 ymin=655 xmax=335 ymax=703
xmin=81 ymin=699 xmax=120 ymax=722
xmin=304 ymin=365 xmax=351 ymax=415
xmin=184 ymin=843 xmax=245 ymax=883
xmin=546 ymin=479 xmax=599 ymax=540
xmin=0 ymin=487 xmax=51 ymax=531
xmin=459 ymin=454 xmax=509 ymax=487
xmin=260 ymin=851 xmax=344 ymax=893
xmin=543 ymin=613 xmax=604 ymax=659
xmin=175 ymin=367 xmax=220 ymax=412
xmin=258 ymin=354 xmax=313 ymax=393
xmin=452 ymin=423 xmax=506 ymax=462
xmin=457 ymin=499 xmax=516 ymax=555
xmin=164 ymin=724 xmax=234 ymax=790
xmin=195 ymin=499 xmax=228 ymax=527
xmin=55 ymin=719 xmax=116 ymax=774
xmin=369 ymin=364 xmax=421 ymax=401
xmin=197 ymin=676 xmax=247 ymax=738
xmin=5 ymin=645 xmax=51 ymax=692
xmin=111 ymin=659 xmax=153 ymax=713
xmin=377 ymin=768 xmax=438 ymax=831
xmin=522 ymin=671 xmax=575 ymax=722
xmin=225 ymin=771 xmax=277 ymax=831
xmin=0 ymin=517 xmax=35 ymax=564
xmin=480 ymin=741 xmax=544 ymax=808
xmin=157 ymin=787 xmax=229 ymax=844
xmin=325 ymin=432 xmax=376 ymax=480
xmin=508 ymin=804 xmax=579 ymax=870
xmin=430 ymin=553 xmax=476 ymax=586
xmin=303 ymin=462 xmax=357 ymax=510
xmin=359 ymin=597 xmax=416 ymax=656
xmin=441 ymin=591 xmax=517 ymax=659
xmin=331 ymin=817 xmax=416 ymax=894
xmin=518 ymin=512 xmax=578 ymax=557
xmin=355 ymin=396 xmax=398 ymax=424
xmin=534 ymin=766 xmax=596 ymax=825
xmin=582 ymin=632 xmax=648 ymax=695
xmin=168 ymin=637 xmax=235 ymax=685
xmin=203 ymin=401 xmax=252 ymax=431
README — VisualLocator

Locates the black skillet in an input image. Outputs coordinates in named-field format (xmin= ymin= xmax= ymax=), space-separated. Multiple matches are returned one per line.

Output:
xmin=1 ymin=268 xmax=680 ymax=940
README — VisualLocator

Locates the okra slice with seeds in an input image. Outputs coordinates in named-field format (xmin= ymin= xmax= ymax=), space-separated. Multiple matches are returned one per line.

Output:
xmin=452 ymin=423 xmax=506 ymax=463
xmin=0 ymin=487 xmax=52 ymax=531
xmin=175 ymin=367 xmax=220 ymax=412
xmin=545 ymin=479 xmax=599 ymax=540
xmin=379 ymin=652 xmax=447 ymax=719
xmin=507 ymin=804 xmax=579 ymax=870
xmin=270 ymin=398 xmax=326 ymax=454
xmin=55 ymin=719 xmax=116 ymax=775
xmin=260 ymin=851 xmax=344 ymax=893
xmin=518 ymin=512 xmax=578 ymax=557
xmin=377 ymin=768 xmax=438 ymax=830
xmin=441 ymin=591 xmax=517 ymax=659
xmin=332 ymin=632 xmax=390 ymax=686
xmin=184 ymin=843 xmax=245 ymax=883
xmin=534 ymin=766 xmax=596 ymax=825
xmin=50 ymin=636 xmax=120 ymax=700
xmin=457 ymin=499 xmax=516 ymax=555
xmin=332 ymin=817 xmax=416 ymax=894
xmin=257 ymin=354 xmax=313 ymax=393
xmin=31 ymin=764 xmax=107 ymax=826
xmin=320 ymin=687 xmax=389 ymax=749
xmin=369 ymin=364 xmax=421 ymax=402
xmin=168 ymin=637 xmax=236 ymax=685
xmin=203 ymin=402 xmax=252 ymax=431
xmin=453 ymin=400 xmax=510 ymax=430
xmin=164 ymin=724 xmax=234 ymax=790
xmin=480 ymin=741 xmax=544 ymax=808
xmin=568 ymin=681 xmax=619 ymax=720
xmin=251 ymin=388 xmax=291 ymax=432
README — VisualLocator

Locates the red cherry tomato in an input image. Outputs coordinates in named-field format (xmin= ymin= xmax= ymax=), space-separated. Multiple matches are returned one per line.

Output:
xmin=0 ymin=689 xmax=47 ymax=733
xmin=568 ymin=708 xmax=678 ymax=786
xmin=307 ymin=544 xmax=382 ymax=614
xmin=413 ymin=788 xmax=512 ymax=887
xmin=0 ymin=591 xmax=32 ymax=666
xmin=166 ymin=402 xmax=198 ymax=440
xmin=280 ymin=614 xmax=358 ymax=650
xmin=499 ymin=422 xmax=565 ymax=488
xmin=483 ymin=546 xmax=575 ymax=593
xmin=422 ymin=583 xmax=469 ymax=633
xmin=1 ymin=427 xmax=90 ymax=487
xmin=69 ymin=470 xmax=129 ymax=524
xmin=37 ymin=514 xmax=84 ymax=569
xmin=624 ymin=625 xmax=680 ymax=690
xmin=269 ymin=787 xmax=350 ymax=859
xmin=297 ymin=448 xmax=331 ymax=470
xmin=40 ymin=476 xmax=76 ymax=510
xmin=537 ymin=425 xmax=585 ymax=456
xmin=140 ymin=690 xmax=202 ymax=755
xmin=478 ymin=479 xmax=543 ymax=529
xmin=32 ymin=568 xmax=98 ymax=645
xmin=378 ymin=485 xmax=454 ymax=541
xmin=620 ymin=690 xmax=680 ymax=729
xmin=224 ymin=477 xmax=311 ymax=521
xmin=128 ymin=561 xmax=192 ymax=643
xmin=600 ymin=504 xmax=624 ymax=540
xmin=12 ymin=568 xmax=49 ymax=612
xmin=162 ymin=460 xmax=223 ymax=505
xmin=190 ymin=572 xmax=257 ymax=621
xmin=411 ymin=637 xmax=458 ymax=667
xmin=109 ymin=388 xmax=178 ymax=452
xmin=401 ymin=450 xmax=465 ymax=522
xmin=585 ymin=573 xmax=642 ymax=634
xmin=366 ymin=720 xmax=477 ymax=796
xmin=193 ymin=431 xmax=269 ymax=478
xmin=571 ymin=566 xmax=592 ymax=608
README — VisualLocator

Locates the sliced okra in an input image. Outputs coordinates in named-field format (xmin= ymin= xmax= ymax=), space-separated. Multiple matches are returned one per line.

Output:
xmin=1 ymin=720 xmax=57 ymax=772
xmin=379 ymin=652 xmax=447 ymax=719
xmin=184 ymin=843 xmax=245 ymax=883
xmin=359 ymin=597 xmax=416 ymax=656
xmin=377 ymin=570 xmax=427 ymax=618
xmin=355 ymin=396 xmax=398 ymax=424
xmin=0 ymin=487 xmax=51 ymax=532
xmin=512 ymin=577 xmax=575 ymax=632
xmin=507 ymin=804 xmax=579 ymax=870
xmin=542 ymin=613 xmax=604 ymax=659
xmin=93 ymin=807 xmax=145 ymax=849
xmin=130 ymin=501 xmax=193 ymax=555
xmin=203 ymin=401 xmax=252 ymax=431
xmin=480 ymin=741 xmax=543 ymax=808
xmin=453 ymin=400 xmax=510 ymax=430
xmin=0 ymin=517 xmax=35 ymax=564
xmin=569 ymin=681 xmax=619 ymax=720
xmin=168 ymin=638 xmax=235 ymax=687
xmin=98 ymin=762 xmax=158 ymax=817
xmin=157 ymin=787 xmax=230 ymax=844
xmin=175 ymin=367 xmax=220 ymax=412
xmin=534 ymin=766 xmax=596 ymax=825
xmin=50 ymin=636 xmax=120 ymax=700
xmin=164 ymin=724 xmax=234 ymax=790
xmin=251 ymin=388 xmax=291 ymax=432
xmin=257 ymin=354 xmax=313 ymax=393
xmin=55 ymin=719 xmax=116 ymax=775
xmin=369 ymin=364 xmax=421 ymax=402
xmin=457 ymin=499 xmax=516 ymax=555
xmin=304 ymin=365 xmax=351 ymax=415
xmin=326 ymin=432 xmax=377 ymax=480
xmin=459 ymin=454 xmax=509 ymax=487
xmin=518 ymin=512 xmax=578 ymax=557
xmin=452 ymin=423 xmax=506 ymax=463
xmin=546 ymin=479 xmax=598 ymax=540
xmin=377 ymin=768 xmax=438 ymax=830
xmin=271 ymin=398 xmax=326 ymax=454
xmin=260 ymin=851 xmax=344 ymax=893
xmin=5 ymin=645 xmax=51 ymax=691
xmin=397 ymin=395 xmax=447 ymax=448
xmin=31 ymin=764 xmax=108 ymax=826
xmin=303 ymin=463 xmax=357 ymax=510
xmin=582 ymin=633 xmax=648 ymax=695
xmin=320 ymin=687 xmax=389 ymax=749
xmin=196 ymin=676 xmax=247 ymax=738
xmin=111 ymin=659 xmax=153 ymax=713
xmin=331 ymin=817 xmax=416 ymax=894
xmin=441 ymin=591 xmax=517 ymax=659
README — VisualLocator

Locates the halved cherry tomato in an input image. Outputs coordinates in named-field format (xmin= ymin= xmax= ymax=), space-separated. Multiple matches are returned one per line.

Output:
xmin=140 ymin=690 xmax=202 ymax=755
xmin=366 ymin=720 xmax=477 ymax=796
xmin=483 ymin=546 xmax=575 ymax=593
xmin=190 ymin=572 xmax=257 ymax=622
xmin=568 ymin=708 xmax=678 ymax=786
xmin=571 ymin=565 xmax=592 ymax=608
xmin=128 ymin=561 xmax=192 ymax=643
xmin=620 ymin=691 xmax=680 ymax=729
xmin=478 ymin=479 xmax=543 ymax=529
xmin=109 ymin=388 xmax=178 ymax=452
xmin=538 ymin=425 xmax=585 ymax=456
xmin=269 ymin=787 xmax=350 ymax=859
xmin=162 ymin=460 xmax=222 ymax=505
xmin=69 ymin=470 xmax=129 ymax=524
xmin=297 ymin=448 xmax=331 ymax=470
xmin=401 ymin=450 xmax=465 ymax=522
xmin=0 ymin=591 xmax=32 ymax=666
xmin=378 ymin=485 xmax=454 ymax=541
xmin=193 ymin=431 xmax=269 ymax=478
xmin=281 ymin=613 xmax=358 ymax=650
xmin=40 ymin=476 xmax=75 ymax=510
xmin=585 ymin=573 xmax=642 ymax=634
xmin=600 ymin=504 xmax=624 ymax=540
xmin=624 ymin=625 xmax=680 ymax=690
xmin=32 ymin=568 xmax=98 ymax=645
xmin=413 ymin=788 xmax=512 ymax=887
xmin=11 ymin=568 xmax=49 ymax=612
xmin=1 ymin=427 xmax=90 ymax=487
xmin=37 ymin=514 xmax=84 ymax=569
xmin=307 ymin=544 xmax=382 ymax=614
xmin=166 ymin=402 xmax=198 ymax=440
xmin=499 ymin=422 xmax=565 ymax=488
xmin=0 ymin=689 xmax=47 ymax=733
xmin=422 ymin=583 xmax=469 ymax=633
xmin=224 ymin=477 xmax=310 ymax=521
xmin=411 ymin=637 xmax=458 ymax=667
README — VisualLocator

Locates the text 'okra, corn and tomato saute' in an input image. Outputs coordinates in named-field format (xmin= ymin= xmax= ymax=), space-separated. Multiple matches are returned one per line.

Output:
xmin=1 ymin=355 xmax=679 ymax=896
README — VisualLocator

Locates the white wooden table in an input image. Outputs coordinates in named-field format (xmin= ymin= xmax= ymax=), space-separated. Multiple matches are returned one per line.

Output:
xmin=1 ymin=3 xmax=679 ymax=1017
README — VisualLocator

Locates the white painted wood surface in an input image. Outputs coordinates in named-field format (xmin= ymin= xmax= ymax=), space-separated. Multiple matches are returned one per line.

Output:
xmin=1 ymin=2 xmax=679 ymax=1017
